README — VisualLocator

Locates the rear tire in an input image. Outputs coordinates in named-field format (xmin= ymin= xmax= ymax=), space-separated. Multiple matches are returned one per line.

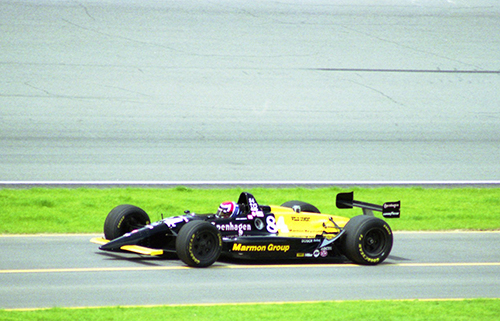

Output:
xmin=281 ymin=201 xmax=320 ymax=213
xmin=104 ymin=205 xmax=150 ymax=240
xmin=341 ymin=215 xmax=393 ymax=265
xmin=176 ymin=221 xmax=222 ymax=267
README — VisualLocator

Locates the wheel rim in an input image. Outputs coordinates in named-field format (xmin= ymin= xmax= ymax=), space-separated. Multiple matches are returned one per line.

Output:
xmin=192 ymin=231 xmax=218 ymax=259
xmin=362 ymin=228 xmax=386 ymax=257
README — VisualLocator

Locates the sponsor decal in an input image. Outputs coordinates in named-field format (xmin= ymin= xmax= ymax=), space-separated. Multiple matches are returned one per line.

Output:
xmin=162 ymin=216 xmax=188 ymax=228
xmin=117 ymin=216 xmax=125 ymax=228
xmin=383 ymin=202 xmax=399 ymax=209
xmin=383 ymin=211 xmax=400 ymax=218
xmin=189 ymin=234 xmax=201 ymax=264
xmin=247 ymin=197 xmax=264 ymax=219
xmin=232 ymin=243 xmax=290 ymax=253
xmin=382 ymin=201 xmax=400 ymax=218
xmin=384 ymin=224 xmax=392 ymax=235
xmin=216 ymin=222 xmax=251 ymax=235
xmin=291 ymin=216 xmax=311 ymax=222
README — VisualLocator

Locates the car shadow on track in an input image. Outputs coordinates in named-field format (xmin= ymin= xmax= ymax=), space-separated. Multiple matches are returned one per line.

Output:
xmin=95 ymin=250 xmax=352 ymax=267
xmin=217 ymin=255 xmax=348 ymax=266
xmin=386 ymin=255 xmax=412 ymax=262
xmin=95 ymin=251 xmax=411 ymax=267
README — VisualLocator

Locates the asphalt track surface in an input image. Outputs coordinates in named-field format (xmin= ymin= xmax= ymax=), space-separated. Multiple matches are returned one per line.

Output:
xmin=1 ymin=232 xmax=499 ymax=309
xmin=1 ymin=0 xmax=500 ymax=182
xmin=1 ymin=0 xmax=499 ymax=311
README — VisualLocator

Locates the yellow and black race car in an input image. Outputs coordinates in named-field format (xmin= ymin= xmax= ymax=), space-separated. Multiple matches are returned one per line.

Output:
xmin=91 ymin=192 xmax=400 ymax=267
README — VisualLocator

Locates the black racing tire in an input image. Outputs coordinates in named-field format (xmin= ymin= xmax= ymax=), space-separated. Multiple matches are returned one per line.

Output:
xmin=103 ymin=204 xmax=151 ymax=240
xmin=281 ymin=201 xmax=321 ymax=213
xmin=176 ymin=220 xmax=222 ymax=268
xmin=341 ymin=215 xmax=393 ymax=265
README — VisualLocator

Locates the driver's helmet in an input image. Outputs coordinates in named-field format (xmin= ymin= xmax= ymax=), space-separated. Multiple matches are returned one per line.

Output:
xmin=217 ymin=201 xmax=239 ymax=218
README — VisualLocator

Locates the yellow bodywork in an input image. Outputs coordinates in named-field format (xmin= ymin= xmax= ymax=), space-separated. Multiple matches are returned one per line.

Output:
xmin=90 ymin=237 xmax=109 ymax=245
xmin=269 ymin=206 xmax=350 ymax=239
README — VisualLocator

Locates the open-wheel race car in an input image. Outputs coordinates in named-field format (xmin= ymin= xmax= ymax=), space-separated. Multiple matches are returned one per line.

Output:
xmin=91 ymin=191 xmax=400 ymax=267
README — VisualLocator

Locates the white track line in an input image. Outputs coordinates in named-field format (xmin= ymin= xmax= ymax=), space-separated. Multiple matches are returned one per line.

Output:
xmin=6 ymin=297 xmax=498 ymax=311
xmin=1 ymin=180 xmax=499 ymax=186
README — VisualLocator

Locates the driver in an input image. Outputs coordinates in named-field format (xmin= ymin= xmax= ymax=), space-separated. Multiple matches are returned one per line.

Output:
xmin=216 ymin=201 xmax=240 ymax=218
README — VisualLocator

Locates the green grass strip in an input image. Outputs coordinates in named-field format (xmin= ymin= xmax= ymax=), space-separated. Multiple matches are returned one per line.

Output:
xmin=1 ymin=299 xmax=499 ymax=321
xmin=1 ymin=187 xmax=499 ymax=234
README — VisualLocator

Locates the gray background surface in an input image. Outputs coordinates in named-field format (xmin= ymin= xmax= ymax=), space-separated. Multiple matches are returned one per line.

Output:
xmin=1 ymin=0 xmax=499 ymax=182
xmin=1 ymin=232 xmax=499 ymax=309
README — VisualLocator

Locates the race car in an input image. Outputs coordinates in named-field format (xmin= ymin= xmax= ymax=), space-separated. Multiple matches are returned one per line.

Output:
xmin=91 ymin=191 xmax=400 ymax=267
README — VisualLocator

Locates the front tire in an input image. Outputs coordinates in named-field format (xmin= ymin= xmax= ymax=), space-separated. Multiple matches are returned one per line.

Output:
xmin=103 ymin=205 xmax=150 ymax=240
xmin=176 ymin=221 xmax=222 ymax=267
xmin=341 ymin=215 xmax=393 ymax=265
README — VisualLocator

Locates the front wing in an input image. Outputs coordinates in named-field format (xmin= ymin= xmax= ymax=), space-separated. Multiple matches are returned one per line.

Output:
xmin=90 ymin=237 xmax=164 ymax=256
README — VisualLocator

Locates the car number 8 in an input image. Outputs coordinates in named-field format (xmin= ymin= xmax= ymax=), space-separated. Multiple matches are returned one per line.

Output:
xmin=266 ymin=216 xmax=278 ymax=233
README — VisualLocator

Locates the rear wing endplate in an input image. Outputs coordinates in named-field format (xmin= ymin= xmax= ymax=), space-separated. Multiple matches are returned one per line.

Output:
xmin=336 ymin=192 xmax=400 ymax=218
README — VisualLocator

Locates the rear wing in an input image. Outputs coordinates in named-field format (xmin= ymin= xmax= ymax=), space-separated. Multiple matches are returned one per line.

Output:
xmin=336 ymin=192 xmax=400 ymax=218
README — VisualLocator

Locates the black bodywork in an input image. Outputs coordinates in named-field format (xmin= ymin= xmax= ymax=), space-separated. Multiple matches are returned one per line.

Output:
xmin=96 ymin=192 xmax=400 ymax=267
